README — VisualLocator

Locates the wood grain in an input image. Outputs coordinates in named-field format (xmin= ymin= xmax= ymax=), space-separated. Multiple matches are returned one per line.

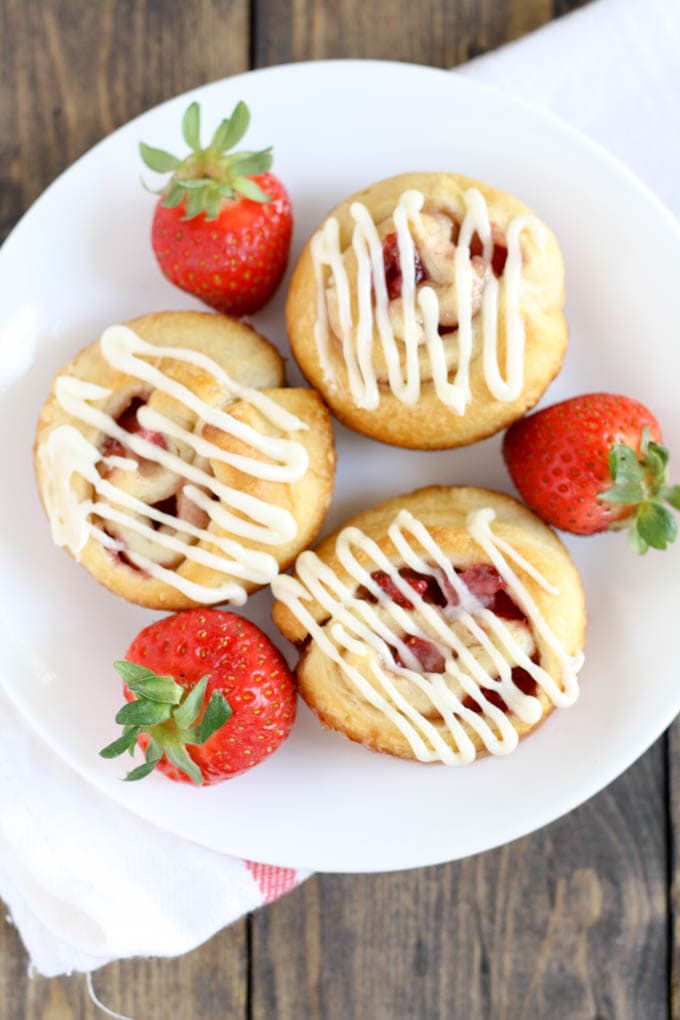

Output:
xmin=252 ymin=0 xmax=589 ymax=69
xmin=0 ymin=918 xmax=248 ymax=1020
xmin=0 ymin=1 xmax=675 ymax=1019
xmin=251 ymin=740 xmax=669 ymax=1020
xmin=0 ymin=0 xmax=250 ymax=241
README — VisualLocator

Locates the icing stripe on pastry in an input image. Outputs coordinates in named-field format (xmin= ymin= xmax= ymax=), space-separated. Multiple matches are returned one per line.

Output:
xmin=311 ymin=189 xmax=545 ymax=413
xmin=271 ymin=508 xmax=583 ymax=764
xmin=38 ymin=325 xmax=309 ymax=605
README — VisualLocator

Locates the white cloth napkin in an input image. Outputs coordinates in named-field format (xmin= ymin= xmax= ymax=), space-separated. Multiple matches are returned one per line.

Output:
xmin=2 ymin=0 xmax=679 ymax=980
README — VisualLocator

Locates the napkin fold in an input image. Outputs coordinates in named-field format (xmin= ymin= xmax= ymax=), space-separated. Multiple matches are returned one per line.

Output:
xmin=2 ymin=0 xmax=678 ymax=979
xmin=459 ymin=0 xmax=680 ymax=213
xmin=0 ymin=694 xmax=305 ymax=976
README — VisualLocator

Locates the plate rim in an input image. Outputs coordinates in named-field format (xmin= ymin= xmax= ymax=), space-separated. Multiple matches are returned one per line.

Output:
xmin=2 ymin=58 xmax=679 ymax=873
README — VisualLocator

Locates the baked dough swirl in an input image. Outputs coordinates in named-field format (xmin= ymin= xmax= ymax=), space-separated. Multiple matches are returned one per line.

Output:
xmin=35 ymin=311 xmax=335 ymax=609
xmin=286 ymin=172 xmax=567 ymax=449
xmin=272 ymin=487 xmax=585 ymax=764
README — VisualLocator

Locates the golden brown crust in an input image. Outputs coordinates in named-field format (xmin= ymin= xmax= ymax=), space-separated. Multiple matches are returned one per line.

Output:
xmin=273 ymin=485 xmax=586 ymax=763
xmin=34 ymin=311 xmax=335 ymax=610
xmin=286 ymin=172 xmax=567 ymax=449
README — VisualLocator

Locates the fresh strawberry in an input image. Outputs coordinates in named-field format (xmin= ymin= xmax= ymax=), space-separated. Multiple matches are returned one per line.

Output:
xmin=100 ymin=609 xmax=296 ymax=785
xmin=140 ymin=101 xmax=292 ymax=316
xmin=503 ymin=393 xmax=680 ymax=553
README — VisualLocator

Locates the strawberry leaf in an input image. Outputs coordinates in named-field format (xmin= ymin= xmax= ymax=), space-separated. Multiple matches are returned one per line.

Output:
xmin=100 ymin=728 xmax=140 ymax=759
xmin=139 ymin=142 xmax=180 ymax=173
xmin=145 ymin=739 xmax=163 ymax=765
xmin=645 ymin=443 xmax=669 ymax=479
xmin=662 ymin=484 xmax=680 ymax=510
xmin=115 ymin=699 xmax=172 ymax=727
xmin=218 ymin=101 xmax=250 ymax=152
xmin=140 ymin=100 xmax=276 ymax=212
xmin=113 ymin=661 xmax=183 ymax=704
xmin=640 ymin=425 xmax=652 ymax=455
xmin=233 ymin=175 xmax=272 ymax=202
xmin=636 ymin=501 xmax=678 ymax=550
xmin=161 ymin=184 xmax=186 ymax=209
xmin=183 ymin=188 xmax=205 ymax=220
xmin=599 ymin=482 xmax=646 ymax=505
xmin=204 ymin=185 xmax=221 ymax=222
xmin=197 ymin=691 xmax=232 ymax=744
xmin=124 ymin=760 xmax=160 ymax=782
xmin=181 ymin=102 xmax=201 ymax=152
xmin=226 ymin=148 xmax=273 ymax=177
xmin=628 ymin=527 xmax=649 ymax=555
xmin=113 ymin=661 xmax=156 ymax=684
xmin=164 ymin=741 xmax=204 ymax=785
xmin=210 ymin=118 xmax=232 ymax=151
xmin=647 ymin=440 xmax=669 ymax=465
xmin=608 ymin=443 xmax=644 ymax=484
xmin=173 ymin=674 xmax=210 ymax=729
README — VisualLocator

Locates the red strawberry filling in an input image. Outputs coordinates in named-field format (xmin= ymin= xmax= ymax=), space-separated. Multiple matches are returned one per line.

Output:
xmin=446 ymin=565 xmax=526 ymax=621
xmin=469 ymin=232 xmax=508 ymax=277
xmin=388 ymin=641 xmax=539 ymax=717
xmin=101 ymin=397 xmax=167 ymax=459
xmin=115 ymin=549 xmax=145 ymax=573
xmin=361 ymin=563 xmax=535 ymax=712
xmin=392 ymin=635 xmax=446 ymax=673
xmin=462 ymin=665 xmax=538 ymax=715
xmin=364 ymin=564 xmax=525 ymax=621
xmin=367 ymin=568 xmax=447 ymax=609
xmin=382 ymin=232 xmax=427 ymax=299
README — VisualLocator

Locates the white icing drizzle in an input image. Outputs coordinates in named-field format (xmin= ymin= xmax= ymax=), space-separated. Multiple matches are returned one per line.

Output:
xmin=272 ymin=508 xmax=583 ymax=764
xmin=311 ymin=187 xmax=545 ymax=412
xmin=38 ymin=325 xmax=310 ymax=605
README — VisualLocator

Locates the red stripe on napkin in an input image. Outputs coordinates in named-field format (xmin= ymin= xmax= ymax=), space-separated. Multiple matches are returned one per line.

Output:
xmin=245 ymin=861 xmax=299 ymax=904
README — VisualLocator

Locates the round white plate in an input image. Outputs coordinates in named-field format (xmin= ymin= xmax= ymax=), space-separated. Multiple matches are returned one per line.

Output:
xmin=1 ymin=60 xmax=678 ymax=873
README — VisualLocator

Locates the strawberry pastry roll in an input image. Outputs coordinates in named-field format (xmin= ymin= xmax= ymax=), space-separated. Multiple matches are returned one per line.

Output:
xmin=287 ymin=173 xmax=567 ymax=448
xmin=35 ymin=311 xmax=335 ymax=609
xmin=272 ymin=486 xmax=585 ymax=764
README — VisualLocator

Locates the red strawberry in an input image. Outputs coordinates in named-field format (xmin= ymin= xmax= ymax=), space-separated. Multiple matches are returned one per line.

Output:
xmin=100 ymin=609 xmax=296 ymax=785
xmin=140 ymin=101 xmax=292 ymax=316
xmin=503 ymin=393 xmax=680 ymax=553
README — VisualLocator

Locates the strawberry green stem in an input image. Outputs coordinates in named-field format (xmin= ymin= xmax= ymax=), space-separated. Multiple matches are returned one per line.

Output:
xmin=139 ymin=100 xmax=274 ymax=221
xmin=100 ymin=662 xmax=232 ymax=784
xmin=600 ymin=427 xmax=680 ymax=553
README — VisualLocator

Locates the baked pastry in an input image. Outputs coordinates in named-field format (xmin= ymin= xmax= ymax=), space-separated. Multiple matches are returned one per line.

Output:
xmin=286 ymin=172 xmax=566 ymax=449
xmin=35 ymin=311 xmax=335 ymax=609
xmin=272 ymin=486 xmax=585 ymax=764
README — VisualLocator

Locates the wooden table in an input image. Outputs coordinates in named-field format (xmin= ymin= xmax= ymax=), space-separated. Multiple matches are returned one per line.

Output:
xmin=1 ymin=1 xmax=677 ymax=1017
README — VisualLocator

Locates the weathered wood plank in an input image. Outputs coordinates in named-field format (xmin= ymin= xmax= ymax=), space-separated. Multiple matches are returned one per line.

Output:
xmin=252 ymin=0 xmax=590 ymax=69
xmin=252 ymin=739 xmax=668 ymax=1020
xmin=0 ymin=0 xmax=250 ymax=1015
xmin=0 ymin=0 xmax=251 ymax=240
xmin=0 ymin=918 xmax=249 ymax=1020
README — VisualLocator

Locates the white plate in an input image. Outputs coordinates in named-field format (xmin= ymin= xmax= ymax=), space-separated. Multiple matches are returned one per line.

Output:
xmin=1 ymin=60 xmax=679 ymax=873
